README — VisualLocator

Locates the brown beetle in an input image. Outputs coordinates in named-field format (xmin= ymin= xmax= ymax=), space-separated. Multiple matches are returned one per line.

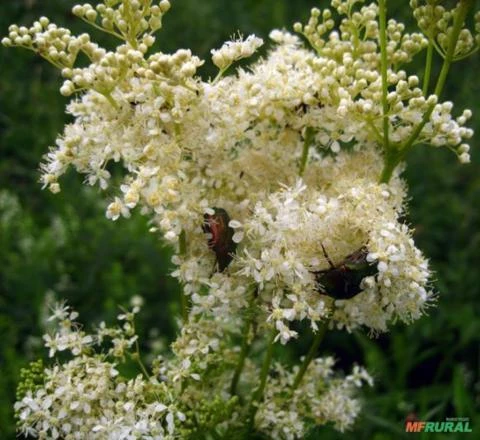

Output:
xmin=313 ymin=244 xmax=377 ymax=299
xmin=202 ymin=207 xmax=237 ymax=272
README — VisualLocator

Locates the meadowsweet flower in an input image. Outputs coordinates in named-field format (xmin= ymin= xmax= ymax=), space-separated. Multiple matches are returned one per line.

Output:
xmin=211 ymin=34 xmax=263 ymax=70
xmin=7 ymin=0 xmax=477 ymax=437
xmin=256 ymin=358 xmax=373 ymax=439
xmin=16 ymin=306 xmax=184 ymax=439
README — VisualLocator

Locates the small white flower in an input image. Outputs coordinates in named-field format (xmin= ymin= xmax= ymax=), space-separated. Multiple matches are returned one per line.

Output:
xmin=211 ymin=34 xmax=263 ymax=70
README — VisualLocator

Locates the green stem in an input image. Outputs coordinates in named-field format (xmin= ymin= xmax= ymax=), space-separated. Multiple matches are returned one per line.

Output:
xmin=131 ymin=318 xmax=162 ymax=401
xmin=78 ymin=16 xmax=125 ymax=41
xmin=129 ymin=314 xmax=151 ymax=379
xmin=212 ymin=64 xmax=231 ymax=84
xmin=253 ymin=330 xmax=275 ymax=402
xmin=453 ymin=45 xmax=479 ymax=61
xmin=366 ymin=118 xmax=384 ymax=144
xmin=230 ymin=288 xmax=257 ymax=396
xmin=292 ymin=323 xmax=327 ymax=390
xmin=134 ymin=339 xmax=151 ymax=379
xmin=179 ymin=230 xmax=189 ymax=323
xmin=377 ymin=0 xmax=399 ymax=184
xmin=246 ymin=329 xmax=276 ymax=435
xmin=423 ymin=40 xmax=434 ymax=95
xmin=378 ymin=0 xmax=390 ymax=153
xmin=102 ymin=92 xmax=119 ymax=110
xmin=400 ymin=0 xmax=474 ymax=157
xmin=299 ymin=127 xmax=315 ymax=177
xmin=379 ymin=147 xmax=402 ymax=184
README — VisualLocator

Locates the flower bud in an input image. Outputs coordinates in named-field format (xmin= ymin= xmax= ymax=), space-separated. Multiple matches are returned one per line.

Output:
xmin=159 ymin=0 xmax=171 ymax=13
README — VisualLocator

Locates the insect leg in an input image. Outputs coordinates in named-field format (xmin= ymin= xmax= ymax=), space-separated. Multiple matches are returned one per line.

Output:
xmin=321 ymin=243 xmax=335 ymax=269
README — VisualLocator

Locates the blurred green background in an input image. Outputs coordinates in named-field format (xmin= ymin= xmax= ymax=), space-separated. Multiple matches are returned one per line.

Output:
xmin=1 ymin=1 xmax=479 ymax=439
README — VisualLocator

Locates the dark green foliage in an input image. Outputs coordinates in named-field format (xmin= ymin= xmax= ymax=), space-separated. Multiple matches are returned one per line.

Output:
xmin=1 ymin=1 xmax=479 ymax=439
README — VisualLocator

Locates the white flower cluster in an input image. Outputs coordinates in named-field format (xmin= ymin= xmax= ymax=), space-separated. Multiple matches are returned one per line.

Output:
xmin=13 ymin=2 xmax=471 ymax=215
xmin=257 ymin=359 xmax=373 ymax=439
xmin=236 ymin=167 xmax=432 ymax=338
xmin=15 ymin=304 xmax=185 ymax=440
xmin=6 ymin=0 xmax=477 ymax=437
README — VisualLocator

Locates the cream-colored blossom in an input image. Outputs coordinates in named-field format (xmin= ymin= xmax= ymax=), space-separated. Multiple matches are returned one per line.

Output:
xmin=211 ymin=34 xmax=263 ymax=70
xmin=7 ymin=0 xmax=477 ymax=437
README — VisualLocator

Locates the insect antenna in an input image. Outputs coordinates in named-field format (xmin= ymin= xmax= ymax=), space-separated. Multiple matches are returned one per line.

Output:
xmin=321 ymin=243 xmax=335 ymax=269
